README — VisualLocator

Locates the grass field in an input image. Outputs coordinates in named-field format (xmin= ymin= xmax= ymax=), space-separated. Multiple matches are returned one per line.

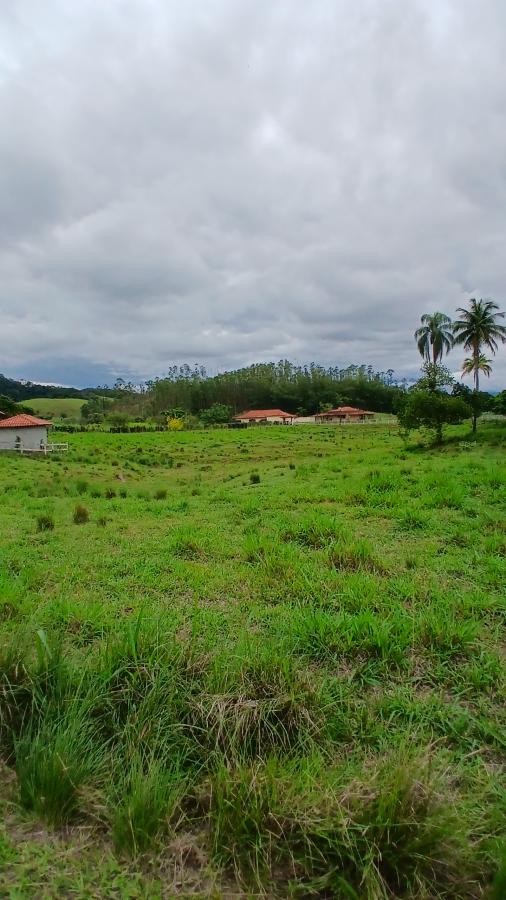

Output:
xmin=27 ymin=397 xmax=86 ymax=420
xmin=1 ymin=423 xmax=505 ymax=897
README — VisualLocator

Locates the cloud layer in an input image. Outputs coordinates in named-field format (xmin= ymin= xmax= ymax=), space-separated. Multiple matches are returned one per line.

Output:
xmin=1 ymin=0 xmax=506 ymax=386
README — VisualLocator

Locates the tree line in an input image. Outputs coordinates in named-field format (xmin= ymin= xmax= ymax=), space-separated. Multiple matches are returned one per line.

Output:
xmin=400 ymin=297 xmax=506 ymax=441
xmin=117 ymin=361 xmax=405 ymax=423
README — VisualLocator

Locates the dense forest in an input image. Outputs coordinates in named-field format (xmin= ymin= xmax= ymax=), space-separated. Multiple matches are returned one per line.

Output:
xmin=139 ymin=361 xmax=405 ymax=417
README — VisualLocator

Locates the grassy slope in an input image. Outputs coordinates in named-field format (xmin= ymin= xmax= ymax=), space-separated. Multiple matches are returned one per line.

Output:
xmin=0 ymin=424 xmax=505 ymax=897
xmin=27 ymin=397 xmax=86 ymax=420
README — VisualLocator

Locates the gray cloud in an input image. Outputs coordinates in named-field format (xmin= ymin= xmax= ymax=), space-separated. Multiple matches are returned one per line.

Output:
xmin=1 ymin=0 xmax=506 ymax=387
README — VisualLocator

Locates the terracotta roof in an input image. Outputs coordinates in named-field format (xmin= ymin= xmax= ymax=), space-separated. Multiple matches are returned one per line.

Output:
xmin=234 ymin=409 xmax=294 ymax=419
xmin=318 ymin=406 xmax=373 ymax=416
xmin=0 ymin=414 xmax=53 ymax=429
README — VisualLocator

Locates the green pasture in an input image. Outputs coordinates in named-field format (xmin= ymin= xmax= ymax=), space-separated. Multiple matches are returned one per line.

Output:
xmin=27 ymin=397 xmax=86 ymax=420
xmin=0 ymin=423 xmax=505 ymax=897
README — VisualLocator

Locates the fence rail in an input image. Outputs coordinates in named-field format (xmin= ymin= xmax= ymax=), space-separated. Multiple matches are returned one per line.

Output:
xmin=20 ymin=442 xmax=69 ymax=455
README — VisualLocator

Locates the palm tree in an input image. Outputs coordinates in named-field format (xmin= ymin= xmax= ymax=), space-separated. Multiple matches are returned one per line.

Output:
xmin=461 ymin=354 xmax=492 ymax=388
xmin=453 ymin=298 xmax=506 ymax=431
xmin=415 ymin=312 xmax=454 ymax=364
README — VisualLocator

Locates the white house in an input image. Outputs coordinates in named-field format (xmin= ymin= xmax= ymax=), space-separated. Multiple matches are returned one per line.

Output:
xmin=0 ymin=414 xmax=53 ymax=451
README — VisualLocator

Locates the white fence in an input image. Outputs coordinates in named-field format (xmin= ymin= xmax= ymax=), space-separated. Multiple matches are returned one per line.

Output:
xmin=20 ymin=442 xmax=69 ymax=455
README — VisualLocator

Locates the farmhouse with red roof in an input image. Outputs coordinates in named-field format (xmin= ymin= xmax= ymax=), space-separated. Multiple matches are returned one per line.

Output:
xmin=315 ymin=406 xmax=374 ymax=423
xmin=233 ymin=408 xmax=294 ymax=425
xmin=0 ymin=414 xmax=53 ymax=451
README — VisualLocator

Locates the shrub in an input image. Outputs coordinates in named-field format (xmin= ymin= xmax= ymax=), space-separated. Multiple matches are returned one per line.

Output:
xmin=75 ymin=480 xmax=88 ymax=495
xmin=73 ymin=504 xmax=89 ymax=525
xmin=105 ymin=488 xmax=116 ymax=499
xmin=36 ymin=514 xmax=54 ymax=532
xmin=154 ymin=488 xmax=167 ymax=500
xmin=250 ymin=472 xmax=261 ymax=484
xmin=199 ymin=403 xmax=232 ymax=426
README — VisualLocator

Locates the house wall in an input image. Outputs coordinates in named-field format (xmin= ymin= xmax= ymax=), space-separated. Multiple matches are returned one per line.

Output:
xmin=316 ymin=414 xmax=373 ymax=423
xmin=236 ymin=417 xmax=292 ymax=425
xmin=0 ymin=426 xmax=49 ymax=451
xmin=316 ymin=415 xmax=345 ymax=423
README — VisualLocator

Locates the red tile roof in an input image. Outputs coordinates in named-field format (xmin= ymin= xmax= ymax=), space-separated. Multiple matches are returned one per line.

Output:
xmin=234 ymin=409 xmax=294 ymax=419
xmin=0 ymin=414 xmax=53 ymax=429
xmin=318 ymin=406 xmax=373 ymax=416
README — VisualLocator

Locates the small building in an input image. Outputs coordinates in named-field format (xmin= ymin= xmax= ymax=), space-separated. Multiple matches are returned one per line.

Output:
xmin=233 ymin=408 xmax=295 ymax=425
xmin=315 ymin=406 xmax=375 ymax=424
xmin=0 ymin=413 xmax=53 ymax=451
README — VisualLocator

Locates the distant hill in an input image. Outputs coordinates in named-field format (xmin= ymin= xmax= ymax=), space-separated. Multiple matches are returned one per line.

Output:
xmin=28 ymin=397 xmax=88 ymax=419
xmin=0 ymin=373 xmax=117 ymax=402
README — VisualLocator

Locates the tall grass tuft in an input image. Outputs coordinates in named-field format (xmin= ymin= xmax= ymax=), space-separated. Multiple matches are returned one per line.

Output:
xmin=327 ymin=536 xmax=386 ymax=574
xmin=111 ymin=754 xmax=186 ymax=855
xmin=36 ymin=514 xmax=54 ymax=532
xmin=15 ymin=712 xmax=104 ymax=826
xmin=194 ymin=644 xmax=326 ymax=761
xmin=206 ymin=751 xmax=474 ymax=896
xmin=73 ymin=504 xmax=90 ymax=524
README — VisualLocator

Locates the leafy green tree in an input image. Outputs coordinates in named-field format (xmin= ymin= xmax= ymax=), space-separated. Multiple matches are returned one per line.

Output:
xmin=416 ymin=362 xmax=454 ymax=393
xmin=453 ymin=298 xmax=506 ymax=431
xmin=397 ymin=391 xmax=471 ymax=445
xmin=414 ymin=313 xmax=453 ymax=363
xmin=81 ymin=396 xmax=108 ymax=424
xmin=493 ymin=390 xmax=506 ymax=415
xmin=452 ymin=382 xmax=492 ymax=421
xmin=0 ymin=395 xmax=34 ymax=417
xmin=200 ymin=403 xmax=232 ymax=425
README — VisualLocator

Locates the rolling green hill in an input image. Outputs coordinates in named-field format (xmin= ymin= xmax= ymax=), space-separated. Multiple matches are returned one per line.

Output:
xmin=28 ymin=397 xmax=86 ymax=420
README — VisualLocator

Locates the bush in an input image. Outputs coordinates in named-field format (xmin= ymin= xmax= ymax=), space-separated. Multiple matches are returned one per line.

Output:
xmin=250 ymin=472 xmax=261 ymax=484
xmin=154 ymin=488 xmax=167 ymax=500
xmin=167 ymin=417 xmax=184 ymax=431
xmin=200 ymin=403 xmax=232 ymax=426
xmin=73 ymin=504 xmax=89 ymax=524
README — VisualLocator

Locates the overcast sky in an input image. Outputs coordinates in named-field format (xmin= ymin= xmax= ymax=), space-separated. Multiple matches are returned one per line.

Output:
xmin=1 ymin=0 xmax=506 ymax=388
